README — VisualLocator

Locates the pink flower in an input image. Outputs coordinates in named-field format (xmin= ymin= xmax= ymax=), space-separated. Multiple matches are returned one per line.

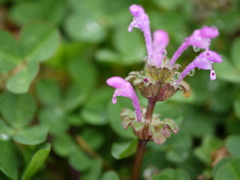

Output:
xmin=107 ymin=76 xmax=142 ymax=122
xmin=128 ymin=4 xmax=153 ymax=59
xmin=152 ymin=30 xmax=169 ymax=67
xmin=169 ymin=26 xmax=219 ymax=65
xmin=177 ymin=50 xmax=222 ymax=82
xmin=128 ymin=5 xmax=222 ymax=82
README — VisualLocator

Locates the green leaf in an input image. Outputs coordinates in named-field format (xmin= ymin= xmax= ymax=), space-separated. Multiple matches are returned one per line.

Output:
xmin=19 ymin=22 xmax=60 ymax=62
xmin=107 ymin=98 xmax=135 ymax=139
xmin=100 ymin=170 xmax=120 ymax=180
xmin=13 ymin=124 xmax=48 ymax=145
xmin=65 ymin=114 xmax=85 ymax=127
xmin=80 ymin=87 xmax=112 ymax=125
xmin=6 ymin=60 xmax=39 ymax=94
xmin=208 ymin=81 xmax=233 ymax=114
xmin=53 ymin=133 xmax=76 ymax=157
xmin=234 ymin=97 xmax=240 ymax=120
xmin=161 ymin=133 xmax=192 ymax=163
xmin=153 ymin=168 xmax=190 ymax=180
xmin=38 ymin=106 xmax=68 ymax=135
xmin=67 ymin=58 xmax=97 ymax=93
xmin=36 ymin=79 xmax=61 ymax=105
xmin=226 ymin=135 xmax=240 ymax=157
xmin=153 ymin=174 xmax=173 ymax=180
xmin=231 ymin=37 xmax=240 ymax=70
xmin=81 ymin=128 xmax=104 ymax=150
xmin=22 ymin=143 xmax=51 ymax=180
xmin=81 ymin=158 xmax=103 ymax=180
xmin=63 ymin=85 xmax=87 ymax=112
xmin=151 ymin=11 xmax=188 ymax=42
xmin=194 ymin=135 xmax=223 ymax=165
xmin=111 ymin=140 xmax=137 ymax=159
xmin=68 ymin=149 xmax=92 ymax=172
xmin=0 ymin=120 xmax=12 ymax=141
xmin=0 ymin=30 xmax=22 ymax=72
xmin=9 ymin=0 xmax=66 ymax=26
xmin=112 ymin=23 xmax=145 ymax=65
xmin=0 ymin=92 xmax=36 ymax=129
xmin=213 ymin=157 xmax=235 ymax=176
xmin=95 ymin=49 xmax=121 ymax=65
xmin=181 ymin=107 xmax=215 ymax=138
xmin=214 ymin=158 xmax=240 ymax=180
xmin=0 ymin=140 xmax=18 ymax=180
xmin=214 ymin=55 xmax=240 ymax=84
xmin=65 ymin=12 xmax=107 ymax=43
xmin=152 ymin=0 xmax=182 ymax=10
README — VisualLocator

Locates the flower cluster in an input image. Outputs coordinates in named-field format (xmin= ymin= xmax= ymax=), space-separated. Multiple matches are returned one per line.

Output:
xmin=107 ymin=4 xmax=222 ymax=144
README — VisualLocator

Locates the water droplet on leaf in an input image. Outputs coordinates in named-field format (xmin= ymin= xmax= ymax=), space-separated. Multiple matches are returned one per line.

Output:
xmin=0 ymin=133 xmax=9 ymax=141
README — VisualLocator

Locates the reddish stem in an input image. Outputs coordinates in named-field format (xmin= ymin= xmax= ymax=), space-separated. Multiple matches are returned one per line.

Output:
xmin=132 ymin=140 xmax=147 ymax=180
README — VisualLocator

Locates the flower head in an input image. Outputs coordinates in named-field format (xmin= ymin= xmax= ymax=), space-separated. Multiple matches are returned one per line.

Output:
xmin=128 ymin=4 xmax=152 ymax=59
xmin=152 ymin=30 xmax=169 ymax=67
xmin=107 ymin=76 xmax=142 ymax=122
xmin=169 ymin=26 xmax=219 ymax=65
xmin=177 ymin=50 xmax=222 ymax=82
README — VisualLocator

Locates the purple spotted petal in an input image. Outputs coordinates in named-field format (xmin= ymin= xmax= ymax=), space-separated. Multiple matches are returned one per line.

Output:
xmin=152 ymin=30 xmax=169 ymax=67
xmin=177 ymin=50 xmax=222 ymax=82
xmin=107 ymin=76 xmax=142 ymax=122
xmin=128 ymin=4 xmax=153 ymax=59
xmin=169 ymin=26 xmax=219 ymax=65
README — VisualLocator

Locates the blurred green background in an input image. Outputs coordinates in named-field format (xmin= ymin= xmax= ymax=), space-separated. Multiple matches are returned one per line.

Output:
xmin=0 ymin=0 xmax=240 ymax=179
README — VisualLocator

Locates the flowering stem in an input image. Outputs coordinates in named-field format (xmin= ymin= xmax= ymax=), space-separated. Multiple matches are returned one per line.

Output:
xmin=132 ymin=140 xmax=147 ymax=180
xmin=131 ymin=99 xmax=156 ymax=179
xmin=145 ymin=99 xmax=156 ymax=121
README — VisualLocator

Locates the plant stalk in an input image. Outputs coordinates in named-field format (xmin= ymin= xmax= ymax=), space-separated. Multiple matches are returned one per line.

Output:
xmin=132 ymin=99 xmax=157 ymax=180
xmin=132 ymin=140 xmax=147 ymax=180
xmin=145 ymin=99 xmax=156 ymax=121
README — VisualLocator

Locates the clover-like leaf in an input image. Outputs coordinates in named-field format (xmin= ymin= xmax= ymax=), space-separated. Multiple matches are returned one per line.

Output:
xmin=20 ymin=22 xmax=60 ymax=62
xmin=6 ymin=61 xmax=39 ymax=94
xmin=0 ymin=92 xmax=36 ymax=129
xmin=111 ymin=140 xmax=137 ymax=159
xmin=0 ymin=31 xmax=22 ymax=72
xmin=0 ymin=140 xmax=18 ymax=180
xmin=9 ymin=0 xmax=66 ymax=26
xmin=13 ymin=124 xmax=49 ymax=145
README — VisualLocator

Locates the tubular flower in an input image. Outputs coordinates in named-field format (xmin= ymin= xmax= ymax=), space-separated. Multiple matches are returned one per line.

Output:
xmin=177 ymin=50 xmax=222 ymax=82
xmin=152 ymin=30 xmax=169 ymax=67
xmin=106 ymin=76 xmax=142 ymax=122
xmin=169 ymin=26 xmax=219 ymax=65
xmin=128 ymin=4 xmax=152 ymax=59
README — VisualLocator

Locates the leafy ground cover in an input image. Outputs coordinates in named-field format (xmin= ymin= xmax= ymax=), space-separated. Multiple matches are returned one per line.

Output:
xmin=0 ymin=0 xmax=240 ymax=179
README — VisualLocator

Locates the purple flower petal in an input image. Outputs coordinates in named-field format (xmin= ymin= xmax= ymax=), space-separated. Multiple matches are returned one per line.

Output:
xmin=169 ymin=26 xmax=219 ymax=65
xmin=152 ymin=30 xmax=169 ymax=67
xmin=107 ymin=76 xmax=142 ymax=122
xmin=177 ymin=50 xmax=222 ymax=82
xmin=128 ymin=4 xmax=153 ymax=59
xmin=200 ymin=26 xmax=219 ymax=38
xmin=210 ymin=68 xmax=216 ymax=80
